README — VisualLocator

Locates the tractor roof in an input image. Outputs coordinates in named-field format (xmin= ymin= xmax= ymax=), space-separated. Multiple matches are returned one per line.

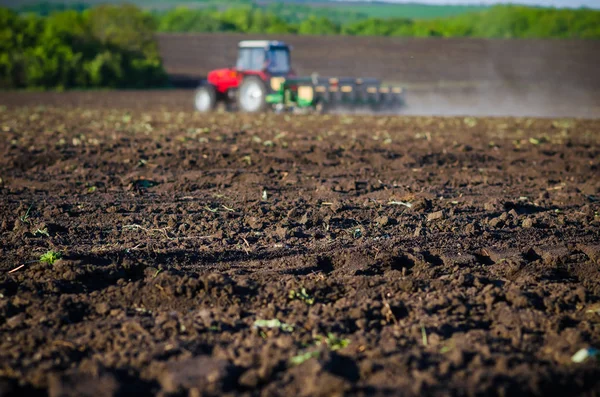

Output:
xmin=238 ymin=40 xmax=288 ymax=49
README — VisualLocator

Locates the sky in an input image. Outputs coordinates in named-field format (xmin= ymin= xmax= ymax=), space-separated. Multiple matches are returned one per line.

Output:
xmin=340 ymin=0 xmax=600 ymax=8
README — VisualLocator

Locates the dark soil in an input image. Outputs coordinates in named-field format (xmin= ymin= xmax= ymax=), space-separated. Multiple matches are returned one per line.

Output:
xmin=1 ymin=92 xmax=600 ymax=396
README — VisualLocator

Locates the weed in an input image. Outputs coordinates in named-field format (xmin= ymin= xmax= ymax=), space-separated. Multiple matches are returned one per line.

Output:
xmin=40 ymin=250 xmax=61 ymax=265
xmin=288 ymin=287 xmax=315 ymax=305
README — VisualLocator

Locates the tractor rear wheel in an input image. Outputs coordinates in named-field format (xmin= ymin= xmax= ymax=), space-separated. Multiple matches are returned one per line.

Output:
xmin=237 ymin=76 xmax=267 ymax=113
xmin=194 ymin=84 xmax=216 ymax=112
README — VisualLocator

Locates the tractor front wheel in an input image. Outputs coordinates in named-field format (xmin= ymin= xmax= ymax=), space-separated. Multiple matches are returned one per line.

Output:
xmin=237 ymin=76 xmax=267 ymax=113
xmin=194 ymin=84 xmax=216 ymax=112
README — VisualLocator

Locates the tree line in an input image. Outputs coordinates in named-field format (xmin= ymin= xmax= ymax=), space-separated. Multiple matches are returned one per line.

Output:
xmin=156 ymin=5 xmax=599 ymax=39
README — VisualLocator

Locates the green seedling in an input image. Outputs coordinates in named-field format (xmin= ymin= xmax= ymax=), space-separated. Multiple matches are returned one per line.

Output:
xmin=318 ymin=333 xmax=350 ymax=351
xmin=40 ymin=251 xmax=61 ymax=265
xmin=288 ymin=288 xmax=315 ymax=305
xmin=421 ymin=325 xmax=428 ymax=347
xmin=289 ymin=333 xmax=350 ymax=366
xmin=290 ymin=351 xmax=320 ymax=365
xmin=253 ymin=319 xmax=294 ymax=333
xmin=19 ymin=204 xmax=33 ymax=224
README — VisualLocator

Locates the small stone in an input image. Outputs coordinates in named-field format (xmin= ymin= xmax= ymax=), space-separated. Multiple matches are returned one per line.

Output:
xmin=489 ymin=217 xmax=504 ymax=228
xmin=299 ymin=213 xmax=310 ymax=225
xmin=246 ymin=217 xmax=263 ymax=230
xmin=95 ymin=303 xmax=110 ymax=315
xmin=375 ymin=216 xmax=389 ymax=226
xmin=412 ymin=198 xmax=432 ymax=211
xmin=484 ymin=200 xmax=501 ymax=212
xmin=522 ymin=218 xmax=534 ymax=228
xmin=275 ymin=226 xmax=288 ymax=239
xmin=427 ymin=211 xmax=444 ymax=222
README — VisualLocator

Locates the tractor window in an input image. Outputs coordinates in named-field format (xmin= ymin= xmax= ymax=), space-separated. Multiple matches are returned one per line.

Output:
xmin=236 ymin=48 xmax=265 ymax=71
xmin=266 ymin=47 xmax=290 ymax=74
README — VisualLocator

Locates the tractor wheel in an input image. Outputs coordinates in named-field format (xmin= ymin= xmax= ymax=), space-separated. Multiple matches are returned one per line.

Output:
xmin=237 ymin=76 xmax=267 ymax=113
xmin=194 ymin=84 xmax=216 ymax=112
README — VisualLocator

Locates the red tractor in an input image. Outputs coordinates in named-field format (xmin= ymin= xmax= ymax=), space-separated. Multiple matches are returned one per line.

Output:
xmin=194 ymin=40 xmax=294 ymax=113
xmin=194 ymin=40 xmax=404 ymax=113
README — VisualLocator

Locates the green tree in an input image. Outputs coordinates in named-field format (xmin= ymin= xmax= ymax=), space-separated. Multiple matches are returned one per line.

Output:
xmin=298 ymin=16 xmax=340 ymax=35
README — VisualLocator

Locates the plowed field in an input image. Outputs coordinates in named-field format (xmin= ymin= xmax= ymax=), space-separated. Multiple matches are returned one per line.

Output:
xmin=1 ymin=91 xmax=600 ymax=396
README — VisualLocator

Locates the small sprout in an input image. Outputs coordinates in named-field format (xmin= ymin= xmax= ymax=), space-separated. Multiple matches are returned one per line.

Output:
xmin=87 ymin=186 xmax=97 ymax=193
xmin=571 ymin=347 xmax=599 ymax=363
xmin=353 ymin=228 xmax=362 ymax=238
xmin=318 ymin=333 xmax=350 ymax=351
xmin=221 ymin=205 xmax=235 ymax=212
xmin=153 ymin=269 xmax=162 ymax=278
xmin=40 ymin=251 xmax=61 ymax=265
xmin=204 ymin=205 xmax=219 ymax=213
xmin=34 ymin=228 xmax=49 ymax=237
xmin=529 ymin=137 xmax=540 ymax=145
xmin=262 ymin=189 xmax=268 ymax=201
xmin=290 ymin=351 xmax=320 ymax=365
xmin=241 ymin=155 xmax=252 ymax=165
xmin=421 ymin=325 xmax=428 ymax=347
xmin=440 ymin=346 xmax=452 ymax=354
xmin=288 ymin=288 xmax=315 ymax=305
xmin=263 ymin=140 xmax=274 ymax=147
xmin=19 ymin=204 xmax=33 ymax=224
xmin=289 ymin=333 xmax=350 ymax=366
xmin=253 ymin=319 xmax=294 ymax=333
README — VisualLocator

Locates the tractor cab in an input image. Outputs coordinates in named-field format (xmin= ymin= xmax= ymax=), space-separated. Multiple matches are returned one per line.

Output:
xmin=236 ymin=40 xmax=291 ymax=76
